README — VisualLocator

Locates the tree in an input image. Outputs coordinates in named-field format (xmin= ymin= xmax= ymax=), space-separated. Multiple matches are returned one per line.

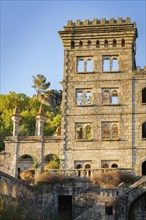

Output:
xmin=32 ymin=74 xmax=50 ymax=98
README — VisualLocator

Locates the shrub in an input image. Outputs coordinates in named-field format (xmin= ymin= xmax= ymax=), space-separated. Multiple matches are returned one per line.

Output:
xmin=44 ymin=161 xmax=59 ymax=171
xmin=120 ymin=171 xmax=138 ymax=185
xmin=91 ymin=170 xmax=120 ymax=188
xmin=35 ymin=171 xmax=64 ymax=183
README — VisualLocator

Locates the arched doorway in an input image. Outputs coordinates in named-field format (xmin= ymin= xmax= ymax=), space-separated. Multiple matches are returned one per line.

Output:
xmin=142 ymin=161 xmax=146 ymax=175
xmin=84 ymin=164 xmax=91 ymax=177
xmin=76 ymin=164 xmax=82 ymax=177
xmin=128 ymin=192 xmax=146 ymax=220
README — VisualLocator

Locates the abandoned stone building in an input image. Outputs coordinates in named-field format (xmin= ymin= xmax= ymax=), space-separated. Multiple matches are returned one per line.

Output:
xmin=0 ymin=17 xmax=146 ymax=219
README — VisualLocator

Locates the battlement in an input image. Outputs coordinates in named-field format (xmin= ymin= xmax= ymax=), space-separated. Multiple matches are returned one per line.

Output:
xmin=65 ymin=17 xmax=136 ymax=27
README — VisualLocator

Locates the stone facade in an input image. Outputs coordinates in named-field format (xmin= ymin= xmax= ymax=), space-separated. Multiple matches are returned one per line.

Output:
xmin=0 ymin=17 xmax=146 ymax=219
xmin=0 ymin=17 xmax=146 ymax=178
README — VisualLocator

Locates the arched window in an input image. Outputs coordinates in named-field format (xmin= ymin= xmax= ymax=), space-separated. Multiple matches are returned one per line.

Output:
xmin=102 ymin=123 xmax=110 ymax=139
xmin=79 ymin=41 xmax=83 ymax=49
xmin=77 ymin=91 xmax=84 ymax=105
xmin=103 ymin=58 xmax=110 ymax=71
xmin=102 ymin=164 xmax=109 ymax=168
xmin=76 ymin=164 xmax=82 ymax=177
xmin=86 ymin=91 xmax=92 ymax=104
xmin=112 ymin=58 xmax=118 ymax=71
xmin=71 ymin=40 xmax=75 ymax=49
xmin=112 ymin=90 xmax=118 ymax=104
xmin=87 ymin=40 xmax=91 ymax=48
xmin=142 ymin=122 xmax=146 ymax=138
xmin=96 ymin=40 xmax=100 ymax=48
xmin=111 ymin=124 xmax=118 ymax=139
xmin=43 ymin=154 xmax=60 ymax=170
xmin=86 ymin=59 xmax=92 ymax=72
xmin=142 ymin=161 xmax=146 ymax=175
xmin=121 ymin=39 xmax=125 ymax=47
xmin=111 ymin=164 xmax=118 ymax=168
xmin=85 ymin=125 xmax=92 ymax=139
xmin=102 ymin=90 xmax=111 ymax=104
xmin=18 ymin=154 xmax=34 ymax=173
xmin=85 ymin=164 xmax=91 ymax=177
xmin=104 ymin=40 xmax=108 ymax=48
xmin=113 ymin=39 xmax=117 ymax=47
xmin=76 ymin=125 xmax=83 ymax=139
xmin=142 ymin=88 xmax=146 ymax=103
xmin=78 ymin=59 xmax=84 ymax=72
xmin=0 ymin=180 xmax=8 ymax=195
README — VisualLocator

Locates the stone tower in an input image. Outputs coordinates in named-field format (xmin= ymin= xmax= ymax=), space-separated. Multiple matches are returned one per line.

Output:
xmin=59 ymin=17 xmax=146 ymax=174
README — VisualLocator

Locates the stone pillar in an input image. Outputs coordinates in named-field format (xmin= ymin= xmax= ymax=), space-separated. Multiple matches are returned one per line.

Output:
xmin=35 ymin=105 xmax=47 ymax=136
xmin=11 ymin=106 xmax=22 ymax=136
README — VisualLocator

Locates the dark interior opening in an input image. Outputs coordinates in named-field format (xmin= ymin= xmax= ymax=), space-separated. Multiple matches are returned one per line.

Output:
xmin=58 ymin=195 xmax=72 ymax=220
xmin=142 ymin=161 xmax=146 ymax=175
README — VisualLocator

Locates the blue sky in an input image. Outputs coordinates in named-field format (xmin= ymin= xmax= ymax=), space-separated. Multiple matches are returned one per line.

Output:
xmin=1 ymin=0 xmax=146 ymax=97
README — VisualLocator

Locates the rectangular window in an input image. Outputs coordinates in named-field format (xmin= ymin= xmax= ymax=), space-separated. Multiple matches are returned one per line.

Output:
xmin=76 ymin=123 xmax=92 ymax=140
xmin=76 ymin=89 xmax=93 ymax=105
xmin=102 ymin=88 xmax=119 ymax=105
xmin=102 ymin=122 xmax=119 ymax=140
xmin=77 ymin=57 xmax=93 ymax=73
xmin=103 ymin=56 xmax=119 ymax=72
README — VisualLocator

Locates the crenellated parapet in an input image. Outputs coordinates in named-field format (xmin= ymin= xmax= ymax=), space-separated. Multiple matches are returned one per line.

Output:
xmin=65 ymin=17 xmax=136 ymax=27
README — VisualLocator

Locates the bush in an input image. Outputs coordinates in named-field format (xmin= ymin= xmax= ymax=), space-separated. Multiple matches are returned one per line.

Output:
xmin=120 ymin=171 xmax=138 ymax=185
xmin=35 ymin=171 xmax=64 ymax=184
xmin=91 ymin=170 xmax=120 ymax=188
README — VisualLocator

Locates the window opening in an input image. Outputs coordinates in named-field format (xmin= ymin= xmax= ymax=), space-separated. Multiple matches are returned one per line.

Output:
xmin=112 ymin=90 xmax=118 ymax=104
xmin=76 ymin=125 xmax=83 ymax=139
xmin=78 ymin=60 xmax=84 ymax=72
xmin=77 ymin=91 xmax=84 ymax=105
xmin=142 ymin=161 xmax=146 ymax=175
xmin=85 ymin=125 xmax=92 ymax=139
xmin=121 ymin=39 xmax=125 ymax=47
xmin=96 ymin=40 xmax=100 ymax=48
xmin=85 ymin=164 xmax=91 ymax=177
xmin=58 ymin=196 xmax=72 ymax=220
xmin=111 ymin=164 xmax=118 ymax=168
xmin=102 ymin=90 xmax=111 ymax=104
xmin=87 ymin=40 xmax=91 ymax=48
xmin=86 ymin=60 xmax=92 ymax=72
xmin=113 ymin=39 xmax=117 ymax=47
xmin=111 ymin=124 xmax=118 ymax=139
xmin=103 ymin=59 xmax=110 ymax=71
xmin=102 ymin=164 xmax=109 ymax=168
xmin=105 ymin=203 xmax=113 ymax=215
xmin=86 ymin=91 xmax=92 ymax=104
xmin=104 ymin=40 xmax=108 ymax=48
xmin=79 ymin=41 xmax=83 ymax=49
xmin=102 ymin=122 xmax=119 ymax=140
xmin=142 ymin=122 xmax=146 ymax=138
xmin=71 ymin=41 xmax=75 ymax=49
xmin=76 ymin=164 xmax=82 ymax=177
xmin=142 ymin=88 xmax=146 ymax=103
xmin=112 ymin=59 xmax=118 ymax=71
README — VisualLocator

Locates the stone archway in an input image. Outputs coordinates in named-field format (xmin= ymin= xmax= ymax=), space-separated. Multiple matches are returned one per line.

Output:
xmin=128 ymin=192 xmax=146 ymax=220
xmin=142 ymin=161 xmax=146 ymax=175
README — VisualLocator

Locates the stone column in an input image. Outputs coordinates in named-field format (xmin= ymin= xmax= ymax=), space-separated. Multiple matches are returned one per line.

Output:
xmin=11 ymin=106 xmax=22 ymax=136
xmin=35 ymin=105 xmax=47 ymax=136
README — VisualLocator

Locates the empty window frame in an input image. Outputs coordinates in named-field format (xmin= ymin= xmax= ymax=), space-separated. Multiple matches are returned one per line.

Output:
xmin=121 ymin=39 xmax=125 ymax=47
xmin=113 ymin=39 xmax=117 ymax=47
xmin=142 ymin=88 xmax=146 ymax=103
xmin=103 ymin=56 xmax=119 ymax=72
xmin=87 ymin=40 xmax=91 ymax=48
xmin=77 ymin=57 xmax=93 ymax=73
xmin=102 ymin=89 xmax=119 ymax=105
xmin=71 ymin=41 xmax=75 ymax=49
xmin=76 ymin=123 xmax=92 ymax=140
xmin=102 ymin=122 xmax=119 ymax=140
xmin=79 ymin=41 xmax=83 ymax=49
xmin=105 ymin=203 xmax=113 ymax=215
xmin=96 ymin=40 xmax=100 ymax=48
xmin=76 ymin=89 xmax=93 ymax=105
xmin=104 ymin=40 xmax=108 ymax=48
xmin=142 ymin=122 xmax=146 ymax=138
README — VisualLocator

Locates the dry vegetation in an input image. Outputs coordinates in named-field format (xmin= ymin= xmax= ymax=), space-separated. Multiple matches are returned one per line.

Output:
xmin=35 ymin=171 xmax=64 ymax=184
xmin=91 ymin=170 xmax=138 ymax=188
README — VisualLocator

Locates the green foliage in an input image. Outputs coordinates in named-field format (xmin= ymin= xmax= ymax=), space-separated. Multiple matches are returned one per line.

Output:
xmin=0 ymin=90 xmax=61 ymax=151
xmin=0 ymin=199 xmax=44 ymax=220
xmin=32 ymin=74 xmax=50 ymax=97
